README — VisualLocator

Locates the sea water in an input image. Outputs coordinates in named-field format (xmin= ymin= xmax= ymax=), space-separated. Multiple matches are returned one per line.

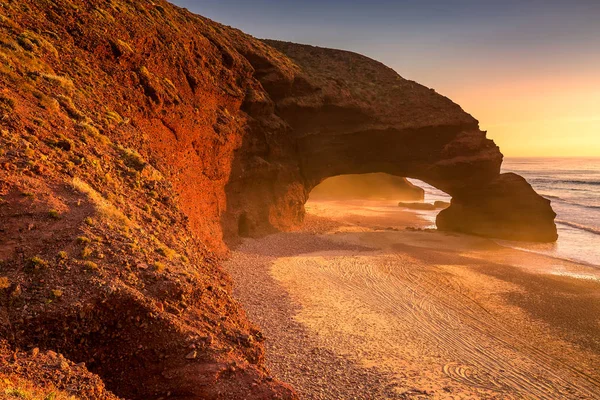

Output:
xmin=502 ymin=158 xmax=600 ymax=268
xmin=409 ymin=158 xmax=600 ymax=268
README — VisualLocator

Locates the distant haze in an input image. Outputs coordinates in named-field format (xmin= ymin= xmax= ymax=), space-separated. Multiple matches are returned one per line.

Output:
xmin=309 ymin=174 xmax=424 ymax=201
xmin=172 ymin=0 xmax=600 ymax=157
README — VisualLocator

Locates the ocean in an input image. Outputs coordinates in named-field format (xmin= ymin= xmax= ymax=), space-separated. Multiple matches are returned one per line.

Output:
xmin=410 ymin=158 xmax=600 ymax=268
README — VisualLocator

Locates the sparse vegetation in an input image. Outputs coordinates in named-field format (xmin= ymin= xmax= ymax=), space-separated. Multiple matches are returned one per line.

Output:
xmin=28 ymin=256 xmax=48 ymax=269
xmin=105 ymin=111 xmax=123 ymax=124
xmin=17 ymin=30 xmax=59 ymax=57
xmin=23 ymin=147 xmax=34 ymax=158
xmin=76 ymin=236 xmax=91 ymax=244
xmin=56 ymin=95 xmax=85 ymax=121
xmin=57 ymin=251 xmax=68 ymax=260
xmin=17 ymin=35 xmax=35 ymax=52
xmin=48 ymin=209 xmax=60 ymax=219
xmin=84 ymin=217 xmax=94 ymax=226
xmin=153 ymin=261 xmax=166 ymax=273
xmin=71 ymin=177 xmax=132 ymax=230
xmin=118 ymin=146 xmax=146 ymax=171
xmin=114 ymin=39 xmax=133 ymax=54
xmin=83 ymin=261 xmax=99 ymax=271
xmin=77 ymin=122 xmax=110 ymax=145
xmin=4 ymin=387 xmax=29 ymax=398
xmin=0 ymin=94 xmax=15 ymax=114
xmin=48 ymin=135 xmax=74 ymax=151
xmin=40 ymin=73 xmax=74 ymax=92
xmin=80 ymin=247 xmax=92 ymax=259
xmin=0 ymin=276 xmax=10 ymax=290
xmin=0 ymin=375 xmax=76 ymax=400
xmin=37 ymin=93 xmax=60 ymax=112
xmin=138 ymin=66 xmax=152 ymax=80
xmin=156 ymin=246 xmax=176 ymax=259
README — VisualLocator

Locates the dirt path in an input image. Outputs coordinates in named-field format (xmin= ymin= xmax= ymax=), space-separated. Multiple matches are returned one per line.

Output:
xmin=224 ymin=200 xmax=600 ymax=399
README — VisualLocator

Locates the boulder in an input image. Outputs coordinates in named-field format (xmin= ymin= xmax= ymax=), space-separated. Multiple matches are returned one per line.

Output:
xmin=437 ymin=173 xmax=558 ymax=242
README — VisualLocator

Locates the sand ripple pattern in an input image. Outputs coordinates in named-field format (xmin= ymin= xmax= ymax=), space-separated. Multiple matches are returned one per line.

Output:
xmin=271 ymin=250 xmax=600 ymax=399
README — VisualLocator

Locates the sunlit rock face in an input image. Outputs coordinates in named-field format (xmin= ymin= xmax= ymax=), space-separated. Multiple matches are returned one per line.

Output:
xmin=437 ymin=173 xmax=559 ymax=242
xmin=223 ymin=40 xmax=558 ymax=242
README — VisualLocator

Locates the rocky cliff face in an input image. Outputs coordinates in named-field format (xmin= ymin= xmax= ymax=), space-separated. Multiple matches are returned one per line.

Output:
xmin=227 ymin=39 xmax=557 ymax=243
xmin=0 ymin=0 xmax=556 ymax=398
xmin=0 ymin=1 xmax=298 ymax=398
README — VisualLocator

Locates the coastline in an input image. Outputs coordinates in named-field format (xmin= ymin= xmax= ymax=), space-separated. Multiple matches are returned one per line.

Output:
xmin=408 ymin=191 xmax=600 ymax=271
xmin=224 ymin=200 xmax=600 ymax=399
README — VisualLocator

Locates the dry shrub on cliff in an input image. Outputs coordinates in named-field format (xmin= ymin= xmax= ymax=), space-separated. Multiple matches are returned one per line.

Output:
xmin=17 ymin=30 xmax=59 ymax=57
xmin=34 ymin=91 xmax=60 ymax=112
xmin=105 ymin=111 xmax=123 ymax=125
xmin=40 ymin=73 xmax=75 ymax=92
xmin=0 ymin=340 xmax=115 ymax=399
xmin=77 ymin=121 xmax=110 ymax=145
xmin=56 ymin=95 xmax=85 ymax=121
xmin=0 ymin=373 xmax=83 ymax=400
xmin=80 ymin=246 xmax=92 ymax=259
xmin=0 ymin=277 xmax=10 ymax=290
xmin=0 ymin=94 xmax=15 ymax=114
xmin=118 ymin=146 xmax=146 ymax=171
xmin=71 ymin=177 xmax=131 ymax=231
xmin=156 ymin=245 xmax=176 ymax=260
xmin=111 ymin=39 xmax=133 ymax=55
xmin=153 ymin=261 xmax=166 ymax=273
xmin=83 ymin=261 xmax=99 ymax=271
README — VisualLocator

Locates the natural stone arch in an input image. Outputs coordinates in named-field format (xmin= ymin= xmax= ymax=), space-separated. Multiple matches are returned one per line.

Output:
xmin=222 ymin=40 xmax=557 ymax=244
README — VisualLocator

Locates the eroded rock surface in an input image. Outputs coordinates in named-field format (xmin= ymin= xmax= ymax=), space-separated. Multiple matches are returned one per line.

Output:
xmin=437 ymin=173 xmax=558 ymax=242
xmin=226 ymin=40 xmax=557 ymax=242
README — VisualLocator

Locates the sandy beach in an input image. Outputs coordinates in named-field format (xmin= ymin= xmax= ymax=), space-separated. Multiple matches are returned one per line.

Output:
xmin=225 ymin=200 xmax=600 ymax=399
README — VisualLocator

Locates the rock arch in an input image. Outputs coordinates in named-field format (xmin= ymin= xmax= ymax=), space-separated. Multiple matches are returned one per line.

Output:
xmin=223 ymin=40 xmax=557 ymax=243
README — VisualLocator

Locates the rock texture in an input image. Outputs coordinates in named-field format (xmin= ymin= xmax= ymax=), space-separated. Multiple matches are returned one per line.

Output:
xmin=437 ymin=173 xmax=558 ymax=242
xmin=0 ymin=340 xmax=120 ymax=400
xmin=0 ymin=0 xmax=556 ymax=398
xmin=0 ymin=1 xmax=300 ymax=398
xmin=226 ymin=39 xmax=557 ymax=243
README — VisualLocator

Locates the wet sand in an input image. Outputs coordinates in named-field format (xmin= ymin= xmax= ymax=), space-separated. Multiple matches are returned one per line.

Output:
xmin=224 ymin=200 xmax=600 ymax=399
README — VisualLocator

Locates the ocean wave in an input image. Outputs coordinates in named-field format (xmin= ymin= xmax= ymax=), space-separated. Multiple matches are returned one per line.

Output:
xmin=545 ymin=196 xmax=600 ymax=210
xmin=543 ymin=194 xmax=562 ymax=200
xmin=540 ymin=193 xmax=600 ymax=210
xmin=532 ymin=178 xmax=600 ymax=186
xmin=556 ymin=220 xmax=600 ymax=235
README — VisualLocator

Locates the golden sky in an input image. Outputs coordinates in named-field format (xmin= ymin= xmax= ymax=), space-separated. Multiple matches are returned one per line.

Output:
xmin=444 ymin=68 xmax=600 ymax=157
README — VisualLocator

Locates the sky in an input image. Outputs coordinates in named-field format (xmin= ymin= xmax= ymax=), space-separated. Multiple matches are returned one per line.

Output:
xmin=172 ymin=0 xmax=600 ymax=157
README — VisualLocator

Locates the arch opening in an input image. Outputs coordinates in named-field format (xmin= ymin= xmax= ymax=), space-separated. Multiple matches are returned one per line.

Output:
xmin=308 ymin=173 xmax=425 ymax=202
xmin=306 ymin=173 xmax=453 ymax=230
